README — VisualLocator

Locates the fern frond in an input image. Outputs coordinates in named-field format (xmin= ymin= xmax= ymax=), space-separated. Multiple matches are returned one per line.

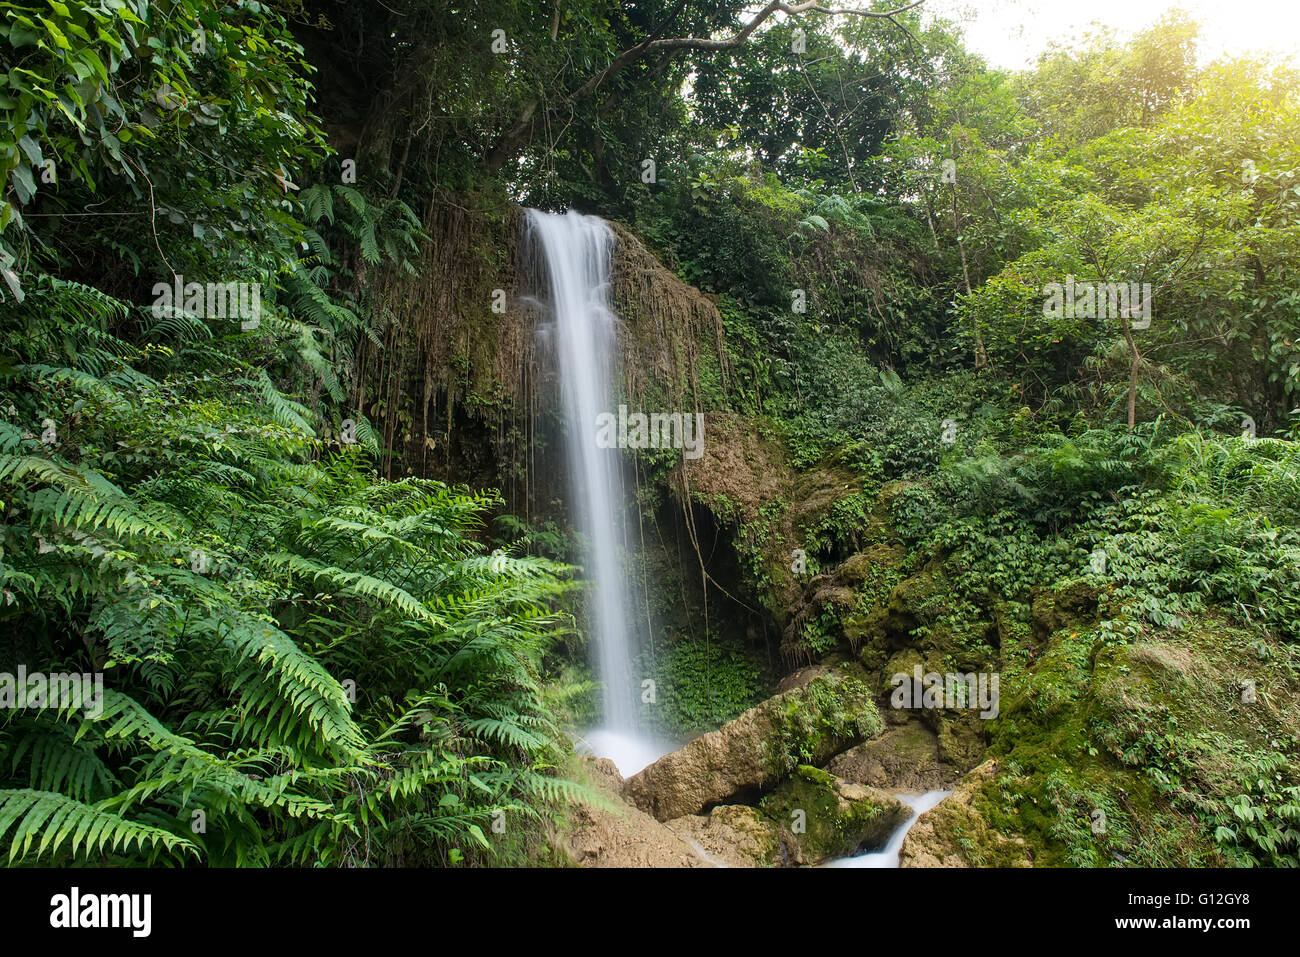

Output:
xmin=0 ymin=789 xmax=198 ymax=864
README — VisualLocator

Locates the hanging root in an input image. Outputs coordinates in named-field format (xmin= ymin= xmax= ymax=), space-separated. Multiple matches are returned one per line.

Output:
xmin=352 ymin=199 xmax=728 ymax=508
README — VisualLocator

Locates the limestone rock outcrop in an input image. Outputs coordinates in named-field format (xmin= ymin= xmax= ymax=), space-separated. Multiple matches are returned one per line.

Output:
xmin=625 ymin=664 xmax=882 ymax=821
xmin=760 ymin=765 xmax=910 ymax=865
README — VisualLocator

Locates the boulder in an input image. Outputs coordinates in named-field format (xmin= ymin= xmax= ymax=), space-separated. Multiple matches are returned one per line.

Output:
xmin=826 ymin=719 xmax=953 ymax=791
xmin=561 ymin=755 xmax=712 ymax=868
xmin=899 ymin=759 xmax=1033 ymax=867
xmin=774 ymin=663 xmax=831 ymax=694
xmin=625 ymin=664 xmax=882 ymax=821
xmin=664 ymin=805 xmax=779 ymax=868
xmin=760 ymin=765 xmax=910 ymax=865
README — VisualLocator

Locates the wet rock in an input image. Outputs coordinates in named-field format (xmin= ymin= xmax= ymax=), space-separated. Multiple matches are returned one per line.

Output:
xmin=899 ymin=760 xmax=1033 ymax=867
xmin=625 ymin=664 xmax=882 ymax=821
xmin=760 ymin=765 xmax=910 ymax=865
xmin=826 ymin=720 xmax=954 ymax=791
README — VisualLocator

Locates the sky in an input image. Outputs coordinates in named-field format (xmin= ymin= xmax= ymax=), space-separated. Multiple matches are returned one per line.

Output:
xmin=918 ymin=0 xmax=1300 ymax=70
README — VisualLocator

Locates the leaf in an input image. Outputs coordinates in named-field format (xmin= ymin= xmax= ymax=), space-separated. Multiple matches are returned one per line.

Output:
xmin=9 ymin=166 xmax=36 ymax=204
xmin=466 ymin=824 xmax=490 ymax=848
xmin=17 ymin=135 xmax=42 ymax=165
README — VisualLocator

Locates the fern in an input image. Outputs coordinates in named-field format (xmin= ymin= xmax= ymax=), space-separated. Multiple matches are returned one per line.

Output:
xmin=2 ymin=240 xmax=569 ymax=868
xmin=0 ymin=789 xmax=198 ymax=864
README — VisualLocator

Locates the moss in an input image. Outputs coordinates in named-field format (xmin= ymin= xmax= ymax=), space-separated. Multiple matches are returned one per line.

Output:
xmin=838 ymin=543 xmax=905 ymax=585
xmin=936 ymin=713 xmax=986 ymax=768
xmin=764 ymin=666 xmax=883 ymax=778
xmin=794 ymin=764 xmax=837 ymax=788
xmin=759 ymin=765 xmax=908 ymax=864
xmin=652 ymin=404 xmax=1300 ymax=867
xmin=1030 ymin=580 xmax=1101 ymax=639
xmin=704 ymin=805 xmax=781 ymax=866
xmin=945 ymin=612 xmax=1300 ymax=867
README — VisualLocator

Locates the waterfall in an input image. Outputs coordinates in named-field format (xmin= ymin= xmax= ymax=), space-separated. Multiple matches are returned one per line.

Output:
xmin=523 ymin=209 xmax=668 ymax=776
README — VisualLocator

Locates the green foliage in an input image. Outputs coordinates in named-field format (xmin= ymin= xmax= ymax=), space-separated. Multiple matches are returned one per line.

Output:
xmin=954 ymin=54 xmax=1300 ymax=427
xmin=799 ymin=606 xmax=843 ymax=658
xmin=1 ymin=0 xmax=328 ymax=296
xmin=0 ymin=0 xmax=581 ymax=860
xmin=1206 ymin=750 xmax=1300 ymax=867
xmin=767 ymin=671 xmax=880 ymax=776
xmin=6 ymin=0 xmax=1300 ymax=873
xmin=643 ymin=636 xmax=765 ymax=738
xmin=0 ymin=279 xmax=579 ymax=865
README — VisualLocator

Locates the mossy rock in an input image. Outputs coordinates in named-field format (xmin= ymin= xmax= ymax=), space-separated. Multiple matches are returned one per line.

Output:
xmin=760 ymin=765 xmax=911 ymax=865
xmin=845 ymin=605 xmax=890 ymax=665
xmin=1030 ymin=580 xmax=1101 ymax=640
xmin=826 ymin=719 xmax=955 ymax=790
xmin=877 ymin=648 xmax=944 ymax=698
xmin=936 ymin=712 xmax=987 ymax=769
xmin=838 ymin=543 xmax=905 ymax=586
xmin=904 ymin=612 xmax=1300 ymax=867
xmin=625 ymin=663 xmax=883 ymax=821
xmin=764 ymin=663 xmax=883 ymax=778
xmin=899 ymin=760 xmax=1032 ymax=867
xmin=845 ymin=566 xmax=942 ymax=662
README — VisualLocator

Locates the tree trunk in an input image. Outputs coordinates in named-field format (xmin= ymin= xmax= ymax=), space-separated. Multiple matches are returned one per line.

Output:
xmin=1123 ymin=325 xmax=1141 ymax=430
xmin=951 ymin=184 xmax=987 ymax=369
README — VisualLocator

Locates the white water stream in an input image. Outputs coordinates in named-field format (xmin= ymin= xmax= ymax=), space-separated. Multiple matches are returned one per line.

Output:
xmin=822 ymin=789 xmax=952 ymax=868
xmin=525 ymin=209 xmax=671 ymax=777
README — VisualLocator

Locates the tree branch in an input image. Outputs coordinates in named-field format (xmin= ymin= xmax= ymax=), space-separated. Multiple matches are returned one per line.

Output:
xmin=484 ymin=0 xmax=925 ymax=171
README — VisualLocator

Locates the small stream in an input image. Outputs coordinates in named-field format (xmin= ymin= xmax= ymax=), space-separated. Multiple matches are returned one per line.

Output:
xmin=822 ymin=790 xmax=952 ymax=868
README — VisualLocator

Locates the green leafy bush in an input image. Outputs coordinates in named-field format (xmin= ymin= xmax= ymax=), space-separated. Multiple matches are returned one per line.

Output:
xmin=641 ymin=636 xmax=766 ymax=738
xmin=0 ymin=277 xmax=581 ymax=867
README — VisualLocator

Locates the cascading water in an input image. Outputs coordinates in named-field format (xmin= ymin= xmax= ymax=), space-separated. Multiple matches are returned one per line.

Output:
xmin=524 ymin=209 xmax=669 ymax=777
xmin=822 ymin=790 xmax=952 ymax=868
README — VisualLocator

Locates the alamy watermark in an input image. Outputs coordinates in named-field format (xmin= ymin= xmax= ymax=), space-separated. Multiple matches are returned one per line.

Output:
xmin=50 ymin=887 xmax=150 ymax=937
xmin=0 ymin=666 xmax=104 ymax=718
xmin=151 ymin=275 xmax=261 ymax=330
xmin=1042 ymin=277 xmax=1153 ymax=329
xmin=890 ymin=665 xmax=999 ymax=719
xmin=595 ymin=405 xmax=704 ymax=460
